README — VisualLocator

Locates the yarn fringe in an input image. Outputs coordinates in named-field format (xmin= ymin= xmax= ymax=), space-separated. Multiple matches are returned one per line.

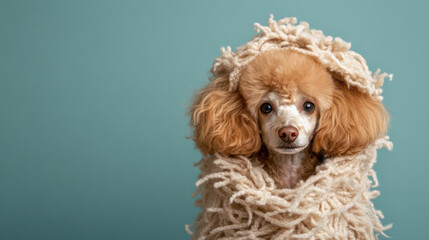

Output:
xmin=188 ymin=137 xmax=392 ymax=239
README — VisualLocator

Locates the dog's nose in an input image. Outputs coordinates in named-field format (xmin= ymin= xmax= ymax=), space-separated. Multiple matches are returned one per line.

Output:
xmin=278 ymin=126 xmax=299 ymax=143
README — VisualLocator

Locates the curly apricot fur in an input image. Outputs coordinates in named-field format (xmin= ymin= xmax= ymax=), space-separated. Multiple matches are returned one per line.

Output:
xmin=189 ymin=76 xmax=261 ymax=157
xmin=312 ymin=81 xmax=389 ymax=156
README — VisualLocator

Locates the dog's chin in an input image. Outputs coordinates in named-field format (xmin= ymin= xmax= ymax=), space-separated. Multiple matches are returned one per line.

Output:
xmin=272 ymin=143 xmax=308 ymax=155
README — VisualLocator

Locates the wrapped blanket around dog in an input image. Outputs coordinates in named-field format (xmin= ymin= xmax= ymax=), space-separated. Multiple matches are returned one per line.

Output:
xmin=187 ymin=15 xmax=392 ymax=240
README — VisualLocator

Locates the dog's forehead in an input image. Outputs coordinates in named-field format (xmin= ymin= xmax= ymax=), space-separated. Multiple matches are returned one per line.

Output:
xmin=264 ymin=91 xmax=299 ymax=105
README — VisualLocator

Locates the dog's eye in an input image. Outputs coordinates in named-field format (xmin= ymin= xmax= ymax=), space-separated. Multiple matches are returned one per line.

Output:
xmin=260 ymin=103 xmax=273 ymax=114
xmin=302 ymin=101 xmax=315 ymax=113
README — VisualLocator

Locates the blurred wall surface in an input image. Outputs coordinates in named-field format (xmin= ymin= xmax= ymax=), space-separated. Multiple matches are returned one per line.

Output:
xmin=0 ymin=0 xmax=427 ymax=239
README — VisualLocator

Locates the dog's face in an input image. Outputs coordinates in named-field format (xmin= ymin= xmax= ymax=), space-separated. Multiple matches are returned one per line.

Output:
xmin=258 ymin=91 xmax=318 ymax=155
xmin=239 ymin=49 xmax=334 ymax=155
xmin=190 ymin=49 xmax=388 ymax=158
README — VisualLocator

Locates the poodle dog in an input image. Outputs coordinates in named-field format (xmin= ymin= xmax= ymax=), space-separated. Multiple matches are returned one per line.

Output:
xmin=190 ymin=49 xmax=388 ymax=189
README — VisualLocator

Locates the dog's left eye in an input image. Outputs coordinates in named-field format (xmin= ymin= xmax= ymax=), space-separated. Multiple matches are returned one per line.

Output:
xmin=302 ymin=101 xmax=315 ymax=113
xmin=260 ymin=103 xmax=273 ymax=114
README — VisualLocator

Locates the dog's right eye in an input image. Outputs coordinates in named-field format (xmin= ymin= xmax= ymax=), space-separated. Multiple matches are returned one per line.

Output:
xmin=302 ymin=101 xmax=315 ymax=113
xmin=260 ymin=103 xmax=273 ymax=114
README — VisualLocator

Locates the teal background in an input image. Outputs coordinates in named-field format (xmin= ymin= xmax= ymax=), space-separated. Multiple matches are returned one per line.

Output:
xmin=0 ymin=0 xmax=427 ymax=239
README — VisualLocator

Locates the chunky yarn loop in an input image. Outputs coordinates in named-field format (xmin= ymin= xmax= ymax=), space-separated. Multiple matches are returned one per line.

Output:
xmin=187 ymin=15 xmax=392 ymax=240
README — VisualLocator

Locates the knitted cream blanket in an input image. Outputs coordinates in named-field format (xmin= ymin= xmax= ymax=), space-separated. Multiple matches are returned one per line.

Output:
xmin=187 ymin=15 xmax=392 ymax=240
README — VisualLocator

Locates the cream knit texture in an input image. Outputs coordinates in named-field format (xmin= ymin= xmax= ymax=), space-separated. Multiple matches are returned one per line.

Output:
xmin=187 ymin=15 xmax=392 ymax=240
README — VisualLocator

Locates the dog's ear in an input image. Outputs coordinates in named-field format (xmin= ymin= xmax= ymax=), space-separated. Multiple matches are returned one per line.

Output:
xmin=312 ymin=81 xmax=389 ymax=157
xmin=189 ymin=76 xmax=261 ymax=157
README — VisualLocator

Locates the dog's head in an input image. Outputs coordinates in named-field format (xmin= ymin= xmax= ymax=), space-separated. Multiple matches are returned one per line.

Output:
xmin=190 ymin=49 xmax=388 ymax=157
